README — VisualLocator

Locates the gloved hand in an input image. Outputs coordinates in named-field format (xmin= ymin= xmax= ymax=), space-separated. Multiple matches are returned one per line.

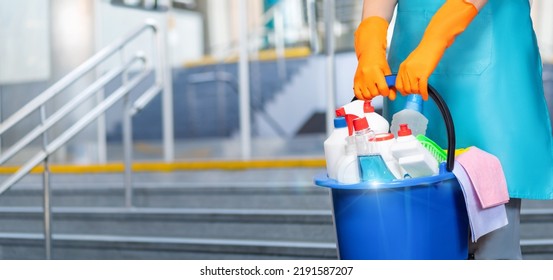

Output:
xmin=353 ymin=16 xmax=396 ymax=101
xmin=396 ymin=0 xmax=478 ymax=100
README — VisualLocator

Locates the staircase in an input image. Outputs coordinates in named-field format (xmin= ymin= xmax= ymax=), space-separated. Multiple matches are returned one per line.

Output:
xmin=0 ymin=168 xmax=552 ymax=260
xmin=105 ymin=57 xmax=309 ymax=141
xmin=0 ymin=168 xmax=337 ymax=259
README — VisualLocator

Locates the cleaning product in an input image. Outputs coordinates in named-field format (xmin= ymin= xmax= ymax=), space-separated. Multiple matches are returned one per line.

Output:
xmin=341 ymin=100 xmax=365 ymax=118
xmin=338 ymin=100 xmax=364 ymax=136
xmin=363 ymin=100 xmax=389 ymax=134
xmin=369 ymin=133 xmax=402 ymax=179
xmin=323 ymin=116 xmax=348 ymax=179
xmin=335 ymin=135 xmax=360 ymax=184
xmin=353 ymin=117 xmax=395 ymax=182
xmin=390 ymin=94 xmax=428 ymax=137
xmin=390 ymin=124 xmax=439 ymax=178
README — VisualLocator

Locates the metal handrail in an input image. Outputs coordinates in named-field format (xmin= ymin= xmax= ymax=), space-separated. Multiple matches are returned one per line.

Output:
xmin=0 ymin=55 xmax=146 ymax=166
xmin=0 ymin=68 xmax=154 ymax=195
xmin=0 ymin=20 xmax=157 ymax=137
xmin=0 ymin=19 xmax=171 ymax=259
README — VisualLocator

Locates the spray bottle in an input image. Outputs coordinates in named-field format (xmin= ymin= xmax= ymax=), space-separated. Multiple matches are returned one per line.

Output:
xmin=352 ymin=117 xmax=395 ymax=182
xmin=363 ymin=100 xmax=389 ymax=134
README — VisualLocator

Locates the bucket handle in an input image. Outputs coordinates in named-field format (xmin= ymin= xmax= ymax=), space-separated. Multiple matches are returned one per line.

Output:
xmin=352 ymin=75 xmax=456 ymax=172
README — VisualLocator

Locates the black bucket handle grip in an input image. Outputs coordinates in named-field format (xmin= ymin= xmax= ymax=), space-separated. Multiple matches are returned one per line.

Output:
xmin=352 ymin=74 xmax=456 ymax=172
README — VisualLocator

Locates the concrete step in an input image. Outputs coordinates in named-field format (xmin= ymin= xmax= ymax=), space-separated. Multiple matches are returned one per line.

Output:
xmin=520 ymin=209 xmax=553 ymax=240
xmin=1 ymin=171 xmax=552 ymax=259
xmin=1 ymin=206 xmax=553 ymax=259
xmin=0 ymin=233 xmax=337 ymax=260
xmin=0 ymin=168 xmax=329 ymax=209
xmin=521 ymin=239 xmax=553 ymax=260
xmin=1 ymin=231 xmax=551 ymax=260
xmin=0 ymin=182 xmax=331 ymax=210
xmin=0 ymin=207 xmax=335 ymax=243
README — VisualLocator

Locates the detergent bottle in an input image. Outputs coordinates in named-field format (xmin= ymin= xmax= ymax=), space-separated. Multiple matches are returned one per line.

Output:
xmin=323 ymin=116 xmax=348 ymax=180
xmin=335 ymin=135 xmax=360 ymax=184
xmin=369 ymin=133 xmax=402 ymax=179
xmin=363 ymin=100 xmax=389 ymax=134
xmin=352 ymin=117 xmax=395 ymax=182
xmin=338 ymin=100 xmax=364 ymax=136
xmin=390 ymin=94 xmax=428 ymax=137
xmin=390 ymin=124 xmax=439 ymax=178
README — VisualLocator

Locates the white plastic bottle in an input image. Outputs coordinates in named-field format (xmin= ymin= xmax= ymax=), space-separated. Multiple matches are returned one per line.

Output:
xmin=335 ymin=135 xmax=360 ymax=184
xmin=390 ymin=124 xmax=439 ymax=178
xmin=341 ymin=100 xmax=365 ymax=118
xmin=363 ymin=100 xmax=390 ymax=134
xmin=369 ymin=133 xmax=402 ymax=179
xmin=390 ymin=94 xmax=428 ymax=137
xmin=323 ymin=117 xmax=349 ymax=179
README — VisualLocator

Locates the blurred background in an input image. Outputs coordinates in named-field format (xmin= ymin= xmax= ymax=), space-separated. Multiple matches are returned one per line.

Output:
xmin=0 ymin=0 xmax=552 ymax=260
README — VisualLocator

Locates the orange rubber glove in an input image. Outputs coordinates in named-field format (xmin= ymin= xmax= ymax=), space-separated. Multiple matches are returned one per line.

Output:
xmin=396 ymin=0 xmax=478 ymax=100
xmin=353 ymin=16 xmax=396 ymax=101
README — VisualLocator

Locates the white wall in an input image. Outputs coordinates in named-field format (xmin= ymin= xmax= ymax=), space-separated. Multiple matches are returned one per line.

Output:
xmin=94 ymin=0 xmax=203 ymax=70
xmin=531 ymin=0 xmax=553 ymax=63
xmin=0 ymin=0 xmax=50 ymax=84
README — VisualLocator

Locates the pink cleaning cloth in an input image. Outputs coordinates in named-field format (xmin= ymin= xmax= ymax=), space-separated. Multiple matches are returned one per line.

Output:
xmin=456 ymin=147 xmax=509 ymax=209
xmin=452 ymin=161 xmax=508 ymax=242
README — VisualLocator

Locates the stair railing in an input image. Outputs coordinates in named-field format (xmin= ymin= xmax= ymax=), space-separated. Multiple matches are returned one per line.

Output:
xmin=0 ymin=19 xmax=171 ymax=259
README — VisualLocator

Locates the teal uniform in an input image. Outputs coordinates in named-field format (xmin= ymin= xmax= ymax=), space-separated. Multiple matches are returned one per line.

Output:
xmin=385 ymin=0 xmax=553 ymax=200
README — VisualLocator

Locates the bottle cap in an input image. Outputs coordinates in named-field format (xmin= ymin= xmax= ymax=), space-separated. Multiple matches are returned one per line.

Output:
xmin=345 ymin=114 xmax=357 ymax=136
xmin=333 ymin=117 xmax=347 ymax=128
xmin=363 ymin=101 xmax=375 ymax=113
xmin=397 ymin=124 xmax=412 ymax=136
xmin=405 ymin=94 xmax=423 ymax=112
xmin=370 ymin=133 xmax=394 ymax=142
xmin=352 ymin=117 xmax=369 ymax=131
xmin=335 ymin=108 xmax=346 ymax=117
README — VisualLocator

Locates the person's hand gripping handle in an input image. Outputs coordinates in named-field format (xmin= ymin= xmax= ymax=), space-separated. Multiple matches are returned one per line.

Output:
xmin=396 ymin=0 xmax=479 ymax=100
xmin=353 ymin=16 xmax=396 ymax=101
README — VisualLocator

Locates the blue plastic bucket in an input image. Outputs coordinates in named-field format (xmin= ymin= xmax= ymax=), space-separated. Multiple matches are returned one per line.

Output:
xmin=315 ymin=75 xmax=469 ymax=259
xmin=314 ymin=167 xmax=468 ymax=259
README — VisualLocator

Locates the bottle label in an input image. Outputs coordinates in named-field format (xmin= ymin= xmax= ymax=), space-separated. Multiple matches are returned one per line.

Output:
xmin=358 ymin=154 xmax=396 ymax=182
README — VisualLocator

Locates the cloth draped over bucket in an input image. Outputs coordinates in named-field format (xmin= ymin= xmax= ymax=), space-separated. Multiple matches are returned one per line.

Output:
xmin=457 ymin=147 xmax=510 ymax=208
xmin=453 ymin=161 xmax=508 ymax=242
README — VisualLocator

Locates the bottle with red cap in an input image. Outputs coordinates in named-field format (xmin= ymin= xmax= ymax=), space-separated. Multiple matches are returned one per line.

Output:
xmin=390 ymin=124 xmax=439 ymax=178
xmin=369 ymin=133 xmax=402 ymax=179
xmin=353 ymin=117 xmax=395 ymax=182
xmin=390 ymin=94 xmax=428 ymax=137
xmin=352 ymin=117 xmax=374 ymax=155
xmin=363 ymin=100 xmax=389 ymax=134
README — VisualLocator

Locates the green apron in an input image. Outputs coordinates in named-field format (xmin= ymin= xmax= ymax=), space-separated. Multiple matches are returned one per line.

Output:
xmin=385 ymin=0 xmax=553 ymax=199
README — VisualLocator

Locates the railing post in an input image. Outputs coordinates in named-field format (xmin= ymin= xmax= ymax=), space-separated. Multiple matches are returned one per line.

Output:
xmin=306 ymin=0 xmax=320 ymax=53
xmin=238 ymin=0 xmax=252 ymax=160
xmin=324 ymin=0 xmax=336 ymax=137
xmin=121 ymin=49 xmax=133 ymax=208
xmin=149 ymin=19 xmax=175 ymax=162
xmin=40 ymin=105 xmax=52 ymax=260
xmin=42 ymin=157 xmax=52 ymax=260
xmin=96 ymin=88 xmax=107 ymax=164
xmin=274 ymin=2 xmax=287 ymax=80
xmin=123 ymin=96 xmax=133 ymax=208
